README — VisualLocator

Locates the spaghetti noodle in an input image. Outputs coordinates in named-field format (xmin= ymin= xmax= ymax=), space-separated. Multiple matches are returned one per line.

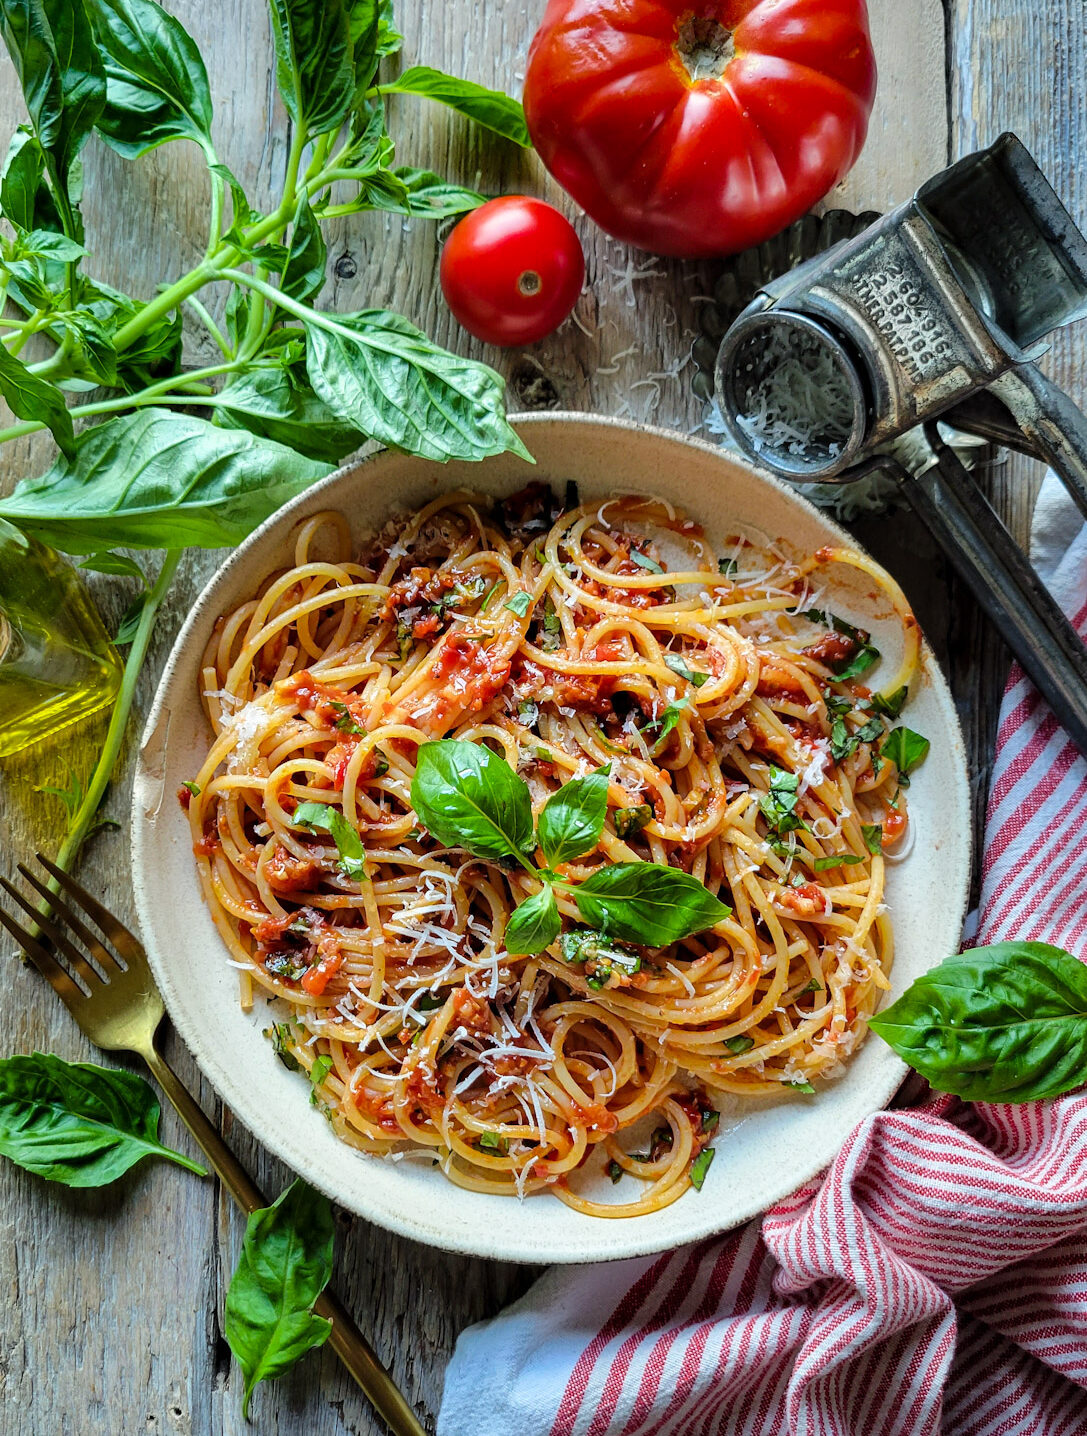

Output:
xmin=184 ymin=485 xmax=922 ymax=1216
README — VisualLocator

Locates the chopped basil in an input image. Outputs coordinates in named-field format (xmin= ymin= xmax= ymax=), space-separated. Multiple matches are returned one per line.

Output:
xmin=182 ymin=779 xmax=201 ymax=796
xmin=629 ymin=548 xmax=664 ymax=574
xmin=689 ymin=1147 xmax=714 ymax=1191
xmin=478 ymin=1131 xmax=508 ymax=1154
xmin=309 ymin=1054 xmax=333 ymax=1092
xmin=882 ymin=727 xmax=930 ymax=783
xmin=700 ymin=1108 xmax=720 ymax=1133
xmin=270 ymin=1023 xmax=302 ymax=1072
xmin=504 ymin=590 xmax=532 ymax=617
xmin=416 ymin=991 xmax=446 ymax=1012
xmin=718 ymin=557 xmax=738 ymax=576
xmin=786 ymin=1080 xmax=816 ymax=1094
xmin=830 ymin=715 xmax=883 ymax=762
xmin=607 ymin=1159 xmax=623 ymax=1184
xmin=861 ymin=823 xmax=883 ymax=854
xmin=396 ymin=619 xmax=413 ymax=663
xmin=647 ymin=698 xmax=690 ymax=746
xmin=614 ymin=804 xmax=652 ymax=840
xmin=518 ymin=700 xmax=540 ymax=729
xmin=540 ymin=600 xmax=562 ymax=651
xmin=293 ymin=801 xmax=367 ymax=880
xmin=479 ymin=579 xmax=501 ymax=611
xmin=329 ymin=701 xmax=365 ymax=736
xmin=559 ymin=928 xmax=642 ymax=983
xmin=264 ymin=951 xmax=309 ymax=983
xmin=759 ymin=766 xmax=804 ymax=838
xmin=371 ymin=751 xmax=390 ymax=778
xmin=725 ymin=1034 xmax=755 ymax=1054
xmin=801 ymin=977 xmax=824 ymax=993
xmin=664 ymin=653 xmax=709 ymax=688
xmin=872 ymin=686 xmax=909 ymax=718
xmin=812 ymin=853 xmax=864 ymax=872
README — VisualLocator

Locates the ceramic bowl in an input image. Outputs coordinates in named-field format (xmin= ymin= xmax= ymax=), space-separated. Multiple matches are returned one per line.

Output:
xmin=131 ymin=414 xmax=971 ymax=1264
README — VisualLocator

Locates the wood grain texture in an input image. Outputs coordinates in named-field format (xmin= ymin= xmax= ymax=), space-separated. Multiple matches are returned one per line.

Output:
xmin=0 ymin=1 xmax=1080 ymax=1432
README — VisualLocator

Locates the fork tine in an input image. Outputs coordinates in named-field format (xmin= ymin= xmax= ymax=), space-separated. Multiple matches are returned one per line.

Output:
xmin=34 ymin=853 xmax=145 ymax=964
xmin=0 ymin=876 xmax=100 ymax=993
xmin=17 ymin=863 xmax=123 ymax=974
xmin=0 ymin=899 xmax=87 ymax=1008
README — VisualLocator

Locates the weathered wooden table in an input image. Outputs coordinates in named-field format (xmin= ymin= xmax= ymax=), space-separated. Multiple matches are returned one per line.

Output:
xmin=1 ymin=2 xmax=1084 ymax=1432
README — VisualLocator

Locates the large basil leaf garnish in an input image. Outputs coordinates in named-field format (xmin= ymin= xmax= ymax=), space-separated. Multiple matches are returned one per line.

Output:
xmin=574 ymin=865 xmax=731 ymax=948
xmin=0 ymin=1051 xmax=206 ymax=1186
xmin=411 ymin=740 xmax=535 ymax=862
xmin=869 ymin=942 xmax=1087 ymax=1101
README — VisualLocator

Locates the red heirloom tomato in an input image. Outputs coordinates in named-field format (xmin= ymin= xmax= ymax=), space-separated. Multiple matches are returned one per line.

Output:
xmin=523 ymin=0 xmax=877 ymax=258
xmin=439 ymin=195 xmax=585 ymax=346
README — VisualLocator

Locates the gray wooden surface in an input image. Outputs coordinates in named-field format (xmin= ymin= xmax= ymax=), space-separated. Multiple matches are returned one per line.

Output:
xmin=1 ymin=2 xmax=1084 ymax=1433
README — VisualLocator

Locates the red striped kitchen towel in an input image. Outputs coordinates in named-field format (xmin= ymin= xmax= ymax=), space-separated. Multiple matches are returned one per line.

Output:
xmin=438 ymin=475 xmax=1087 ymax=1436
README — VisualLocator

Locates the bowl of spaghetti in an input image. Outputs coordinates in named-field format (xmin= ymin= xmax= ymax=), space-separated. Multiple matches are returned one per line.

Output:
xmin=132 ymin=414 xmax=970 ymax=1263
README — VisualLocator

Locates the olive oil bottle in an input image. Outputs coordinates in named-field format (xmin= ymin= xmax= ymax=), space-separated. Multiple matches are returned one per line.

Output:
xmin=0 ymin=519 xmax=122 ymax=759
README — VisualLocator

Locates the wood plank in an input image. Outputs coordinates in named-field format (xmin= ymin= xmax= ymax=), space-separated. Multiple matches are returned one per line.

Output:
xmin=1 ymin=1 xmax=963 ymax=1431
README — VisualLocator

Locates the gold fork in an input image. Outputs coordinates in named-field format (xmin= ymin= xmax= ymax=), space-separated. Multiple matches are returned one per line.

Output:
xmin=0 ymin=852 xmax=426 ymax=1436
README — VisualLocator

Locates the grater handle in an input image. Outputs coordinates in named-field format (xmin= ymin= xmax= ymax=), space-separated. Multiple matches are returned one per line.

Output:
xmin=879 ymin=435 xmax=1087 ymax=759
xmin=989 ymin=364 xmax=1087 ymax=523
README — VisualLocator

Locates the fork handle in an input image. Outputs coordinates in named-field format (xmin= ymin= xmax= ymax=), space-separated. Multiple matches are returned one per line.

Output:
xmin=141 ymin=1043 xmax=427 ymax=1436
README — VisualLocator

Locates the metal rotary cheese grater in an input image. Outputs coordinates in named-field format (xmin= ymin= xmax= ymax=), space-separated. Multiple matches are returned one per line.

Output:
xmin=715 ymin=133 xmax=1087 ymax=756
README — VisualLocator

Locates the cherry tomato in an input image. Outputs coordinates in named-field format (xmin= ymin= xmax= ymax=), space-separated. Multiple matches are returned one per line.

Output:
xmin=524 ymin=0 xmax=877 ymax=258
xmin=439 ymin=196 xmax=585 ymax=346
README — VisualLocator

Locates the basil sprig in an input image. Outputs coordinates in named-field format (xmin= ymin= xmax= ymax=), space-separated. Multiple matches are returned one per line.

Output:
xmin=0 ymin=1052 xmax=206 ymax=1186
xmin=869 ymin=942 xmax=1087 ymax=1101
xmin=410 ymin=740 xmax=731 ymax=956
xmin=224 ymin=1178 xmax=334 ymax=1418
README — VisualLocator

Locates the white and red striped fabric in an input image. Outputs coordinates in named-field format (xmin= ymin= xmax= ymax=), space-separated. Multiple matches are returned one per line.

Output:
xmin=438 ymin=475 xmax=1087 ymax=1436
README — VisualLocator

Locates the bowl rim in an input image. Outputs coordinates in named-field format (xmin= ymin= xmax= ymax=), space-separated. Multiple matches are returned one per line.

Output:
xmin=131 ymin=411 xmax=972 ymax=1262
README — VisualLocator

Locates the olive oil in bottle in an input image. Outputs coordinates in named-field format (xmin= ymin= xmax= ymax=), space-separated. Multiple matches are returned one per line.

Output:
xmin=0 ymin=519 xmax=123 ymax=759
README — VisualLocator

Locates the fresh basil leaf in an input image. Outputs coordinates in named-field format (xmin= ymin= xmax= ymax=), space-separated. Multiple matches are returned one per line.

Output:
xmin=213 ymin=365 xmax=365 ymax=466
xmin=724 ymin=1034 xmax=754 ymax=1054
xmin=689 ymin=1146 xmax=714 ymax=1191
xmin=872 ymin=685 xmax=909 ymax=718
xmin=882 ymin=727 xmax=930 ymax=782
xmin=503 ymin=590 xmax=532 ymax=618
xmin=629 ymin=549 xmax=663 ymax=574
xmin=538 ymin=766 xmax=609 ymax=868
xmin=718 ymin=556 xmax=738 ymax=576
xmin=293 ymin=801 xmax=366 ymax=879
xmin=390 ymin=167 xmax=485 ymax=218
xmin=505 ymin=884 xmax=559 ymax=956
xmin=328 ymin=700 xmax=364 ymax=735
xmin=18 ymin=225 xmax=84 ymax=259
xmin=224 ymin=1178 xmax=334 ymax=1419
xmin=0 ymin=408 xmax=331 ymax=553
xmin=302 ymin=308 xmax=531 ymax=464
xmin=664 ymin=653 xmax=708 ymax=688
xmin=0 ymin=343 xmax=75 ymax=457
xmin=379 ymin=65 xmax=530 ymax=146
xmin=281 ymin=197 xmax=326 ymax=302
xmin=309 ymin=1053 xmax=333 ymax=1089
xmin=88 ymin=0 xmax=214 ymax=158
xmin=411 ymin=739 xmax=534 ymax=862
xmin=787 ymin=1080 xmax=816 ymax=1094
xmin=1 ymin=0 xmax=106 ymax=180
xmin=78 ymin=550 xmax=146 ymax=582
xmin=268 ymin=0 xmax=355 ymax=138
xmin=834 ymin=643 xmax=880 ymax=680
xmin=573 ymin=864 xmax=730 ymax=947
xmin=0 ymin=126 xmax=45 ymax=229
xmin=613 ymin=804 xmax=651 ymax=840
xmin=869 ymin=942 xmax=1087 ymax=1102
xmin=861 ymin=823 xmax=883 ymax=855
xmin=0 ymin=1051 xmax=206 ymax=1185
xmin=269 ymin=1021 xmax=302 ymax=1070
xmin=811 ymin=853 xmax=863 ymax=872
xmin=114 ymin=592 xmax=146 ymax=644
